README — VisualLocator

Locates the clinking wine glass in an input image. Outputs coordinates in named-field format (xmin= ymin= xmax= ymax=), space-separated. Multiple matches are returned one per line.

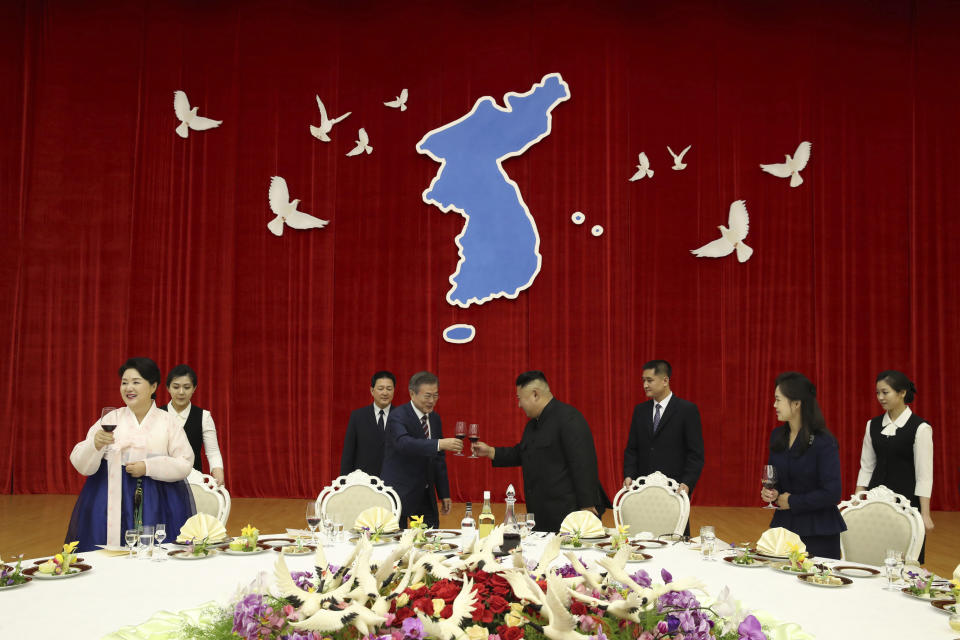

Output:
xmin=454 ymin=421 xmax=466 ymax=456
xmin=467 ymin=423 xmax=480 ymax=458
xmin=100 ymin=407 xmax=118 ymax=454
xmin=761 ymin=465 xmax=778 ymax=509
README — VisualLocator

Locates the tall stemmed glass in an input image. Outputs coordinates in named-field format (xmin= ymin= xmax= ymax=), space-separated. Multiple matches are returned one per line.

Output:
xmin=306 ymin=501 xmax=321 ymax=547
xmin=153 ymin=523 xmax=167 ymax=561
xmin=884 ymin=549 xmax=903 ymax=590
xmin=124 ymin=529 xmax=139 ymax=559
xmin=454 ymin=421 xmax=467 ymax=456
xmin=100 ymin=407 xmax=118 ymax=454
xmin=467 ymin=423 xmax=480 ymax=458
xmin=761 ymin=465 xmax=778 ymax=509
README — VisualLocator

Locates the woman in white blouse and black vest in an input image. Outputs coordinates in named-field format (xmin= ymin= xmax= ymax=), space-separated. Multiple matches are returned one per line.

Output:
xmin=160 ymin=364 xmax=225 ymax=486
xmin=855 ymin=370 xmax=934 ymax=562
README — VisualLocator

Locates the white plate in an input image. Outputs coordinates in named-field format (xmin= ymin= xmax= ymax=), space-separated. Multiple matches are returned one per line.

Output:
xmin=832 ymin=565 xmax=881 ymax=578
xmin=224 ymin=546 xmax=268 ymax=556
xmin=0 ymin=577 xmax=32 ymax=590
xmin=276 ymin=545 xmax=316 ymax=556
xmin=23 ymin=563 xmax=93 ymax=579
xmin=796 ymin=573 xmax=852 ymax=588
xmin=901 ymin=587 xmax=953 ymax=601
xmin=170 ymin=549 xmax=220 ymax=560
xmin=773 ymin=563 xmax=807 ymax=575
xmin=722 ymin=555 xmax=767 ymax=568
xmin=425 ymin=530 xmax=460 ymax=539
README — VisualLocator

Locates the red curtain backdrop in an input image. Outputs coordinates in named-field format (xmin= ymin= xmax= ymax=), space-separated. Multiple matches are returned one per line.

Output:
xmin=1 ymin=0 xmax=958 ymax=510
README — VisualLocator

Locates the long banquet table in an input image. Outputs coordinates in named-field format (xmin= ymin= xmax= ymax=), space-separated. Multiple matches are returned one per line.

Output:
xmin=0 ymin=532 xmax=955 ymax=639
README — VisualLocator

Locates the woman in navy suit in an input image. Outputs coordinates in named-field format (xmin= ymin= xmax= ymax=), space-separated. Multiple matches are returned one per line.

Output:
xmin=760 ymin=372 xmax=847 ymax=559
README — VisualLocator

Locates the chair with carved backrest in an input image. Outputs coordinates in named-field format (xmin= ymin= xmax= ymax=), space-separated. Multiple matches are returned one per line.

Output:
xmin=316 ymin=469 xmax=401 ymax=530
xmin=838 ymin=485 xmax=924 ymax=565
xmin=187 ymin=469 xmax=231 ymax=526
xmin=613 ymin=471 xmax=690 ymax=537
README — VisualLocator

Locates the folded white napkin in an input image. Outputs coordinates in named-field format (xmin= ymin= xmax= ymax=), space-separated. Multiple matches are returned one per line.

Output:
xmin=354 ymin=506 xmax=399 ymax=532
xmin=756 ymin=527 xmax=804 ymax=556
xmin=559 ymin=510 xmax=605 ymax=538
xmin=953 ymin=563 xmax=960 ymax=582
xmin=177 ymin=513 xmax=227 ymax=543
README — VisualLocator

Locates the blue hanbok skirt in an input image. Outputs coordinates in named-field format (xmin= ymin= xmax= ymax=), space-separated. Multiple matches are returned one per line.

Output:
xmin=65 ymin=460 xmax=196 ymax=552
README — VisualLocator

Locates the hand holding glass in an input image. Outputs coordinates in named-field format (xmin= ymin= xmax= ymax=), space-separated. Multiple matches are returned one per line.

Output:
xmin=761 ymin=465 xmax=778 ymax=509
xmin=454 ymin=421 xmax=467 ymax=455
xmin=467 ymin=423 xmax=480 ymax=458
xmin=100 ymin=407 xmax=118 ymax=453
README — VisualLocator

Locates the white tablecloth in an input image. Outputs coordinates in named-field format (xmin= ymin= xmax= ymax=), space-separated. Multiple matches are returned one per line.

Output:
xmin=0 ymin=534 xmax=954 ymax=639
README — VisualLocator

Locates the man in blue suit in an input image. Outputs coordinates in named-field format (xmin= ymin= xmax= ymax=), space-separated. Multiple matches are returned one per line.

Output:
xmin=340 ymin=371 xmax=396 ymax=477
xmin=381 ymin=371 xmax=463 ymax=528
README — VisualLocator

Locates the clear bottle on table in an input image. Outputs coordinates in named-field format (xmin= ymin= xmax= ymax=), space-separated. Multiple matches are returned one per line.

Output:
xmin=478 ymin=490 xmax=495 ymax=538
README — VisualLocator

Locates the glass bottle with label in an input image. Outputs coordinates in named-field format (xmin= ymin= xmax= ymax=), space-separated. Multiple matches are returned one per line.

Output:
xmin=501 ymin=484 xmax=521 ymax=552
xmin=478 ymin=490 xmax=495 ymax=538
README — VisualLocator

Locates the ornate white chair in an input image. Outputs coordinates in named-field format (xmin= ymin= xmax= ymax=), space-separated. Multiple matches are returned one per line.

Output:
xmin=187 ymin=470 xmax=231 ymax=526
xmin=316 ymin=470 xmax=401 ymax=529
xmin=613 ymin=471 xmax=690 ymax=537
xmin=838 ymin=485 xmax=924 ymax=565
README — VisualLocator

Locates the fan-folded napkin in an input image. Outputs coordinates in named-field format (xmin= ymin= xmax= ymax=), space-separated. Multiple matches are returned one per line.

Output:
xmin=756 ymin=527 xmax=804 ymax=556
xmin=177 ymin=513 xmax=227 ymax=543
xmin=559 ymin=510 xmax=605 ymax=538
xmin=354 ymin=506 xmax=399 ymax=532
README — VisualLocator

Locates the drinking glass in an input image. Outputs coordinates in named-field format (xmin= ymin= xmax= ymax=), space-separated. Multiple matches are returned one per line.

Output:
xmin=699 ymin=525 xmax=716 ymax=561
xmin=139 ymin=525 xmax=155 ymax=559
xmin=327 ymin=511 xmax=344 ymax=542
xmin=306 ymin=502 xmax=320 ymax=546
xmin=761 ymin=465 xmax=778 ymax=509
xmin=516 ymin=513 xmax=528 ymax=538
xmin=454 ymin=421 xmax=467 ymax=456
xmin=467 ymin=423 xmax=480 ymax=458
xmin=884 ymin=549 xmax=903 ymax=590
xmin=153 ymin=523 xmax=167 ymax=561
xmin=124 ymin=529 xmax=139 ymax=559
xmin=525 ymin=512 xmax=536 ymax=536
xmin=100 ymin=407 xmax=118 ymax=454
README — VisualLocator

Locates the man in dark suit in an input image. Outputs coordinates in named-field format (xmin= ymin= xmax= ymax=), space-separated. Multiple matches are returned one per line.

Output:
xmin=381 ymin=371 xmax=463 ymax=528
xmin=622 ymin=360 xmax=705 ymax=534
xmin=340 ymin=371 xmax=396 ymax=477
xmin=473 ymin=371 xmax=608 ymax=533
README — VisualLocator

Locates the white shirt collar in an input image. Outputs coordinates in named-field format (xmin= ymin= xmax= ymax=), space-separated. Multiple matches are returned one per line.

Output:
xmin=373 ymin=403 xmax=391 ymax=419
xmin=168 ymin=402 xmax=192 ymax=420
xmin=410 ymin=401 xmax=429 ymax=422
xmin=882 ymin=406 xmax=913 ymax=429
xmin=654 ymin=392 xmax=673 ymax=411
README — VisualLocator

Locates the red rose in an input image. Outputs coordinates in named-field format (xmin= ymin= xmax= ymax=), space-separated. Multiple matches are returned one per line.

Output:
xmin=472 ymin=570 xmax=490 ymax=584
xmin=440 ymin=604 xmax=452 ymax=618
xmin=487 ymin=595 xmax=510 ymax=614
xmin=570 ymin=601 xmax=587 ymax=616
xmin=434 ymin=581 xmax=461 ymax=602
xmin=394 ymin=607 xmax=413 ymax=623
xmin=412 ymin=597 xmax=433 ymax=613
xmin=489 ymin=574 xmax=510 ymax=590
xmin=500 ymin=626 xmax=524 ymax=640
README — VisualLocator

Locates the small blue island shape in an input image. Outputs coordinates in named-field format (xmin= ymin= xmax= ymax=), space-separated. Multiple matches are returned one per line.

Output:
xmin=442 ymin=324 xmax=476 ymax=344
xmin=416 ymin=73 xmax=570 ymax=308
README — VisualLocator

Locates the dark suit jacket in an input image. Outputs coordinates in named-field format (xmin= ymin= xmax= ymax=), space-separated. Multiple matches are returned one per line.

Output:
xmin=380 ymin=402 xmax=450 ymax=526
xmin=340 ymin=404 xmax=388 ymax=477
xmin=494 ymin=398 xmax=606 ymax=533
xmin=622 ymin=395 xmax=705 ymax=491
xmin=768 ymin=426 xmax=847 ymax=537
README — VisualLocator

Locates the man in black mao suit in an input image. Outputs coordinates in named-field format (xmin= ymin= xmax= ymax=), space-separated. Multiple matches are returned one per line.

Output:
xmin=381 ymin=371 xmax=463 ymax=528
xmin=473 ymin=371 xmax=608 ymax=533
xmin=340 ymin=371 xmax=396 ymax=477
xmin=622 ymin=360 xmax=705 ymax=535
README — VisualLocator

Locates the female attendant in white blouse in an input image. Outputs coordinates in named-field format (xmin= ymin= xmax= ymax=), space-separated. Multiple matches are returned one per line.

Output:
xmin=855 ymin=370 xmax=934 ymax=561
xmin=161 ymin=364 xmax=225 ymax=486
xmin=65 ymin=358 xmax=195 ymax=552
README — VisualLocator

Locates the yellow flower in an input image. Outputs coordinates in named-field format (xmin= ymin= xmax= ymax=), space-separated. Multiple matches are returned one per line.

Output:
xmin=432 ymin=598 xmax=446 ymax=616
xmin=505 ymin=602 xmax=526 ymax=627
xmin=395 ymin=593 xmax=409 ymax=608
xmin=409 ymin=515 xmax=425 ymax=529
xmin=241 ymin=524 xmax=259 ymax=538
xmin=465 ymin=625 xmax=489 ymax=640
xmin=617 ymin=524 xmax=630 ymax=536
xmin=63 ymin=541 xmax=79 ymax=555
xmin=54 ymin=553 xmax=63 ymax=564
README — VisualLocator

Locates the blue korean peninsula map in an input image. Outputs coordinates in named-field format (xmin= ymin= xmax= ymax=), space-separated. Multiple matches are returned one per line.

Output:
xmin=416 ymin=73 xmax=570 ymax=307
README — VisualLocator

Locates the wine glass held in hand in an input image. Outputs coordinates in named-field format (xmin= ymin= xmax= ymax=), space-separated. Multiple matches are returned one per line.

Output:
xmin=100 ymin=407 xmax=118 ymax=453
xmin=467 ymin=423 xmax=480 ymax=458
xmin=454 ymin=421 xmax=467 ymax=456
xmin=761 ymin=465 xmax=778 ymax=509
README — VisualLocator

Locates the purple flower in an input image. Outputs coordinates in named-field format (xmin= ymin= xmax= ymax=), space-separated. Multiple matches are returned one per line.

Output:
xmin=629 ymin=568 xmax=652 ymax=587
xmin=233 ymin=593 xmax=269 ymax=640
xmin=290 ymin=570 xmax=315 ymax=591
xmin=401 ymin=616 xmax=424 ymax=639
xmin=281 ymin=632 xmax=317 ymax=640
xmin=660 ymin=568 xmax=673 ymax=583
xmin=557 ymin=563 xmax=580 ymax=578
xmin=738 ymin=614 xmax=766 ymax=640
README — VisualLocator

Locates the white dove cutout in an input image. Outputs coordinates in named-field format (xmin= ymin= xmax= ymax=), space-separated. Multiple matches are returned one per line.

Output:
xmin=667 ymin=144 xmax=692 ymax=170
xmin=760 ymin=141 xmax=812 ymax=187
xmin=345 ymin=128 xmax=373 ymax=156
xmin=267 ymin=176 xmax=328 ymax=237
xmin=173 ymin=91 xmax=222 ymax=138
xmin=691 ymin=199 xmax=753 ymax=263
xmin=384 ymin=88 xmax=408 ymax=111
xmin=309 ymin=95 xmax=351 ymax=142
xmin=629 ymin=152 xmax=654 ymax=181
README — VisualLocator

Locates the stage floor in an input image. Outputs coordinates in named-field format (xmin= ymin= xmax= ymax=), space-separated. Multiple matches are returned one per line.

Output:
xmin=2 ymin=494 xmax=956 ymax=578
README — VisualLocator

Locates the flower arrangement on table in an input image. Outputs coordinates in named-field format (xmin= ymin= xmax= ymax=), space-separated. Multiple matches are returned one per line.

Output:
xmin=229 ymin=525 xmax=261 ymax=552
xmin=949 ymin=578 xmax=960 ymax=606
xmin=174 ymin=528 xmax=800 ymax=640
xmin=0 ymin=555 xmax=28 ymax=587
xmin=904 ymin=568 xmax=952 ymax=599
xmin=730 ymin=543 xmax=759 ymax=566
xmin=37 ymin=541 xmax=80 ymax=576
xmin=408 ymin=514 xmax=430 ymax=545
xmin=609 ymin=524 xmax=630 ymax=551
